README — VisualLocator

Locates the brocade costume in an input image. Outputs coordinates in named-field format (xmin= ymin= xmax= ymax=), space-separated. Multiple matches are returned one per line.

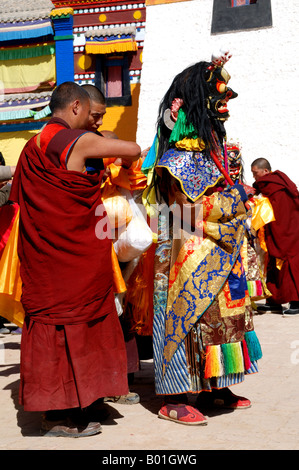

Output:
xmin=152 ymin=149 xmax=262 ymax=396
xmin=139 ymin=54 xmax=264 ymax=410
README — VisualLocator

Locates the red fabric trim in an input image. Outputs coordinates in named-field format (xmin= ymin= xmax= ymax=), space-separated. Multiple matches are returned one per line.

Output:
xmin=38 ymin=123 xmax=64 ymax=154
xmin=38 ymin=118 xmax=91 ymax=169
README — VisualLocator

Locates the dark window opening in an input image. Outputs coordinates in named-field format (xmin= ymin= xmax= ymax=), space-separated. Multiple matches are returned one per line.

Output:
xmin=212 ymin=0 xmax=272 ymax=34
xmin=231 ymin=0 xmax=257 ymax=6
xmin=95 ymin=55 xmax=132 ymax=107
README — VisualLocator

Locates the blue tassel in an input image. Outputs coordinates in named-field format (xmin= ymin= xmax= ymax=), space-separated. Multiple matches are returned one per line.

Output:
xmin=245 ymin=330 xmax=262 ymax=362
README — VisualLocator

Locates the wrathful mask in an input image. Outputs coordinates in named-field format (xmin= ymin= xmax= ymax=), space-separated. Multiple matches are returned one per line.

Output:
xmin=205 ymin=49 xmax=237 ymax=122
xmin=205 ymin=65 xmax=237 ymax=122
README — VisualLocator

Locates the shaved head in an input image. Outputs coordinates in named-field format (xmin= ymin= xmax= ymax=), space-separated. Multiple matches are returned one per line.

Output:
xmin=81 ymin=84 xmax=106 ymax=105
xmin=49 ymin=82 xmax=89 ymax=114
xmin=251 ymin=158 xmax=272 ymax=182
xmin=251 ymin=158 xmax=271 ymax=171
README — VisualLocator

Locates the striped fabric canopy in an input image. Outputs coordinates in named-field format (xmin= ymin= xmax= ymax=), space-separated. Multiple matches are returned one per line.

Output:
xmin=85 ymin=26 xmax=137 ymax=54
xmin=0 ymin=18 xmax=53 ymax=42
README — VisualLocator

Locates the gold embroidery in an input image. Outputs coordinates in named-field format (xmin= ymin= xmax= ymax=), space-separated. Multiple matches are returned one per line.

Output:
xmin=167 ymin=237 xmax=213 ymax=310
xmin=218 ymin=283 xmax=247 ymax=318
xmin=162 ymin=187 xmax=248 ymax=371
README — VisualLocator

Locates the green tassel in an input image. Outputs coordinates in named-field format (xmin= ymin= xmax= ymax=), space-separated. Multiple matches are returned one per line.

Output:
xmin=221 ymin=342 xmax=244 ymax=375
xmin=245 ymin=330 xmax=263 ymax=362
xmin=169 ymin=108 xmax=199 ymax=143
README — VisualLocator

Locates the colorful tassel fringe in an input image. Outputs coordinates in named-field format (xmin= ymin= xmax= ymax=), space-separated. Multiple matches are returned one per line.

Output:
xmin=247 ymin=280 xmax=263 ymax=298
xmin=221 ymin=342 xmax=244 ymax=375
xmin=204 ymin=330 xmax=262 ymax=379
xmin=241 ymin=338 xmax=252 ymax=371
xmin=204 ymin=345 xmax=224 ymax=378
xmin=244 ymin=330 xmax=263 ymax=362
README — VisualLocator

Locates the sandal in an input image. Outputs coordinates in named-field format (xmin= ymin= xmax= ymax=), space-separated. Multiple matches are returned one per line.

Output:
xmin=158 ymin=403 xmax=208 ymax=425
xmin=103 ymin=392 xmax=140 ymax=405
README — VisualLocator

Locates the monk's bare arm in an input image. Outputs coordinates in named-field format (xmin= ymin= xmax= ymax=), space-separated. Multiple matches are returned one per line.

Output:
xmin=67 ymin=132 xmax=141 ymax=171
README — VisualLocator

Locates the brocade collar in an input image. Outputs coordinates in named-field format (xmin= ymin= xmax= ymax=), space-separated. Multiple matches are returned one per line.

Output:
xmin=156 ymin=148 xmax=224 ymax=201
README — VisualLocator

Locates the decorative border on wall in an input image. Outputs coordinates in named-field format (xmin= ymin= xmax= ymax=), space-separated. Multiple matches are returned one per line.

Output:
xmin=211 ymin=0 xmax=272 ymax=34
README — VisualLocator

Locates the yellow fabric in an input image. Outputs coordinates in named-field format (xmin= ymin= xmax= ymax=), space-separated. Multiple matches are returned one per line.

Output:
xmin=0 ymin=211 xmax=24 ymax=328
xmin=85 ymin=40 xmax=137 ymax=55
xmin=142 ymin=168 xmax=158 ymax=219
xmin=50 ymin=7 xmax=74 ymax=17
xmin=0 ymin=131 xmax=39 ymax=166
xmin=276 ymin=258 xmax=284 ymax=271
xmin=111 ymin=244 xmax=126 ymax=294
xmin=109 ymin=164 xmax=131 ymax=190
xmin=0 ymin=54 xmax=55 ymax=92
xmin=124 ymin=243 xmax=156 ymax=336
xmin=240 ymin=236 xmax=248 ymax=273
xmin=257 ymin=226 xmax=268 ymax=252
xmin=109 ymin=158 xmax=147 ymax=191
xmin=251 ymin=196 xmax=275 ymax=231
xmin=175 ymin=137 xmax=205 ymax=152
xmin=167 ymin=235 xmax=206 ymax=310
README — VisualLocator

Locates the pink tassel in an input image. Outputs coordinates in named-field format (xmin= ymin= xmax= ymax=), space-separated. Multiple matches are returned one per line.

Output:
xmin=242 ymin=339 xmax=252 ymax=371
xmin=256 ymin=280 xmax=263 ymax=296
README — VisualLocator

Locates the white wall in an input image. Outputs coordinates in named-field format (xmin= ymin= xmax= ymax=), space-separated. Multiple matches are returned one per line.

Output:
xmin=137 ymin=0 xmax=299 ymax=187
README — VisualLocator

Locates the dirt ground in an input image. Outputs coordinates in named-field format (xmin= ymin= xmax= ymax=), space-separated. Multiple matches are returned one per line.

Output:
xmin=0 ymin=312 xmax=298 ymax=452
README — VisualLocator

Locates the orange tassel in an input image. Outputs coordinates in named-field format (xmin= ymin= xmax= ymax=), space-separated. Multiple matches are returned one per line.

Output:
xmin=111 ymin=244 xmax=127 ymax=294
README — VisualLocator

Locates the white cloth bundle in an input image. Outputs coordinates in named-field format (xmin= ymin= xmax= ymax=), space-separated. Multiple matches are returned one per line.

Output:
xmin=114 ymin=188 xmax=153 ymax=262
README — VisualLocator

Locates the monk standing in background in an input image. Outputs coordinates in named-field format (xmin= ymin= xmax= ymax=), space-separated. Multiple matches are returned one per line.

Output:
xmin=10 ymin=81 xmax=141 ymax=437
xmin=252 ymin=158 xmax=299 ymax=316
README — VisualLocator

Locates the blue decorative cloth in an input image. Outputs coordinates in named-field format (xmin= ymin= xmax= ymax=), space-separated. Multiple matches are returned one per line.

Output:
xmin=156 ymin=148 xmax=224 ymax=201
xmin=228 ymin=253 xmax=248 ymax=301
xmin=141 ymin=135 xmax=158 ymax=176
xmin=0 ymin=20 xmax=53 ymax=42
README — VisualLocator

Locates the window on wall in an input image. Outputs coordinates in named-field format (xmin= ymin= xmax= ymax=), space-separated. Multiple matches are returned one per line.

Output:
xmin=212 ymin=0 xmax=272 ymax=34
xmin=105 ymin=61 xmax=122 ymax=98
xmin=231 ymin=0 xmax=257 ymax=6
xmin=95 ymin=56 xmax=132 ymax=106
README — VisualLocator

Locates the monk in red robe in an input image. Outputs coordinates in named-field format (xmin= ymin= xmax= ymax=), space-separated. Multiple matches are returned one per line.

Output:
xmin=10 ymin=81 xmax=141 ymax=437
xmin=251 ymin=158 xmax=299 ymax=316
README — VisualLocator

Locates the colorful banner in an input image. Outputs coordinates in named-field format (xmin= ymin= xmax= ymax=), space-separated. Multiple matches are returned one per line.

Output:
xmin=0 ymin=54 xmax=55 ymax=93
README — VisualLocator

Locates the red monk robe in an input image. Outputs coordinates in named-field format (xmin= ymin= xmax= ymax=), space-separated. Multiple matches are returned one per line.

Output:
xmin=253 ymin=170 xmax=299 ymax=304
xmin=10 ymin=117 xmax=128 ymax=412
